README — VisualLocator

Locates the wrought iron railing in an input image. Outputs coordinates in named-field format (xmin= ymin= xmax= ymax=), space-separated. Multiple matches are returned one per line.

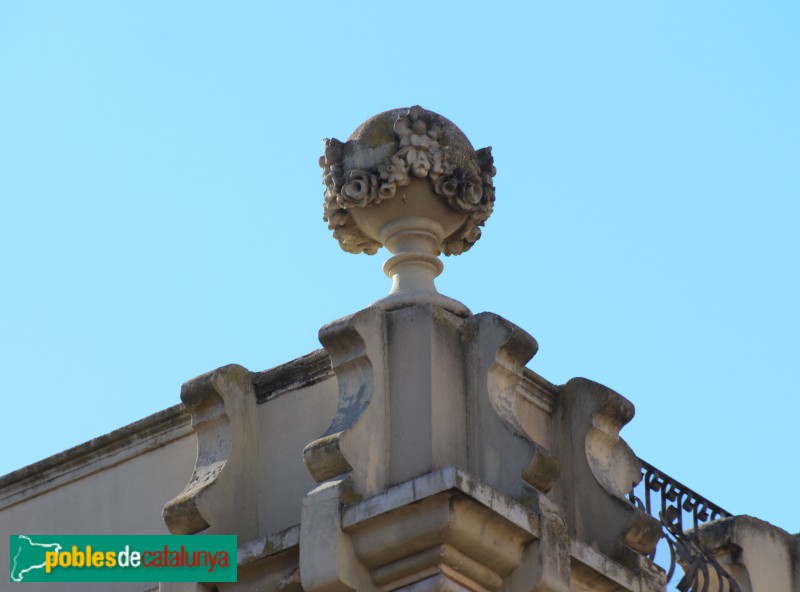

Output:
xmin=630 ymin=459 xmax=741 ymax=592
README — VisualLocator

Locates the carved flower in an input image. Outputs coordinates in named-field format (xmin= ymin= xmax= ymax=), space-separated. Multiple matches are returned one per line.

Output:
xmin=435 ymin=176 xmax=459 ymax=199
xmin=401 ymin=144 xmax=444 ymax=179
xmin=406 ymin=149 xmax=431 ymax=177
xmin=320 ymin=138 xmax=345 ymax=199
xmin=338 ymin=170 xmax=378 ymax=208
xmin=448 ymin=181 xmax=483 ymax=212
xmin=378 ymin=182 xmax=396 ymax=200
xmin=463 ymin=224 xmax=482 ymax=244
xmin=323 ymin=138 xmax=343 ymax=165
xmin=381 ymin=154 xmax=410 ymax=186
xmin=394 ymin=107 xmax=430 ymax=142
xmin=407 ymin=123 xmax=437 ymax=149
xmin=438 ymin=172 xmax=485 ymax=213
xmin=393 ymin=107 xmax=445 ymax=180
xmin=461 ymin=181 xmax=483 ymax=206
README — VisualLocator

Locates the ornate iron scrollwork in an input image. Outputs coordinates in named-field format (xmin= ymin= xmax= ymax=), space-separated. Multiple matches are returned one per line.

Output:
xmin=629 ymin=460 xmax=741 ymax=592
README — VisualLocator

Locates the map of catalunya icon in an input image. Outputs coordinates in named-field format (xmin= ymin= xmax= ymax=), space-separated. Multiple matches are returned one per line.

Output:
xmin=10 ymin=535 xmax=63 ymax=582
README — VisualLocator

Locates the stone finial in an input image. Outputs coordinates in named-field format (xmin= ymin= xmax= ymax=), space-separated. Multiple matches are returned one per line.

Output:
xmin=320 ymin=106 xmax=495 ymax=315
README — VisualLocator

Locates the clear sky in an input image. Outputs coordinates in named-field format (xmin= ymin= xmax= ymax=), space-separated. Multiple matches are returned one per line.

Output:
xmin=1 ymin=0 xmax=798 ymax=542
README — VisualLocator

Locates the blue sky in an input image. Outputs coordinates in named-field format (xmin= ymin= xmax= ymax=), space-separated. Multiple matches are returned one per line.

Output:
xmin=1 ymin=0 xmax=798 ymax=542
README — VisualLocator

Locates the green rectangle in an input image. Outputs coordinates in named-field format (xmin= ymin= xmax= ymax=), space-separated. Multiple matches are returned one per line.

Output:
xmin=10 ymin=535 xmax=237 ymax=583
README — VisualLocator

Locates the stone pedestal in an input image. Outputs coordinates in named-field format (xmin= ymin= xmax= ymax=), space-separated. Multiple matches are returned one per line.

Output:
xmin=296 ymin=303 xmax=661 ymax=592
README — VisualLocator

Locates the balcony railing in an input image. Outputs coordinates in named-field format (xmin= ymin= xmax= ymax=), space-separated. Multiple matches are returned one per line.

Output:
xmin=630 ymin=459 xmax=741 ymax=592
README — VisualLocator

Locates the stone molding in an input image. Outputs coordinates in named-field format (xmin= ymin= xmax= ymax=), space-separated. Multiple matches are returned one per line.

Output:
xmin=167 ymin=467 xmax=670 ymax=592
xmin=253 ymin=349 xmax=333 ymax=404
xmin=569 ymin=540 xmax=666 ymax=592
xmin=0 ymin=404 xmax=191 ymax=512
xmin=300 ymin=467 xmax=571 ymax=592
xmin=220 ymin=526 xmax=302 ymax=592
xmin=167 ymin=466 xmax=671 ymax=592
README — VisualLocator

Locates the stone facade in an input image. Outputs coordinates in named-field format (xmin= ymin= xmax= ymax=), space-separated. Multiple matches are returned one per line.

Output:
xmin=2 ymin=107 xmax=798 ymax=592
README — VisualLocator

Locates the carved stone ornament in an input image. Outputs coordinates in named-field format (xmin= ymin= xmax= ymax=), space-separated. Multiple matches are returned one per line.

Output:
xmin=320 ymin=106 xmax=496 ymax=257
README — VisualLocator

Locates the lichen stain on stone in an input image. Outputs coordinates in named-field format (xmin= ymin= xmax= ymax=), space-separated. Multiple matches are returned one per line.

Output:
xmin=347 ymin=111 xmax=398 ymax=146
xmin=339 ymin=488 xmax=362 ymax=505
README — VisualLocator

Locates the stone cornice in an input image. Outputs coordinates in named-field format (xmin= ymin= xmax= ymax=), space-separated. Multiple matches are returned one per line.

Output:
xmin=0 ymin=350 xmax=336 ymax=512
xmin=0 ymin=404 xmax=192 ymax=510
xmin=253 ymin=349 xmax=333 ymax=403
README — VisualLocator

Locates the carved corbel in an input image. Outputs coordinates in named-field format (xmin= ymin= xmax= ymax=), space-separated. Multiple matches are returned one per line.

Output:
xmin=463 ymin=313 xmax=561 ymax=499
xmin=162 ymin=364 xmax=259 ymax=540
xmin=551 ymin=378 xmax=661 ymax=566
xmin=302 ymin=306 xmax=389 ymax=497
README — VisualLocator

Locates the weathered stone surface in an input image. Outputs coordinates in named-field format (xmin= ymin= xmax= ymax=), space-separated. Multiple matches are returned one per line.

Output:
xmin=257 ymin=372 xmax=339 ymax=536
xmin=221 ymin=526 xmax=301 ymax=592
xmin=0 ymin=405 xmax=191 ymax=511
xmin=569 ymin=541 xmax=666 ymax=592
xmin=550 ymin=378 xmax=661 ymax=566
xmin=463 ymin=312 xmax=561 ymax=499
xmin=301 ymin=467 xmax=571 ymax=592
xmin=303 ymin=306 xmax=390 ymax=496
xmin=299 ymin=478 xmax=376 ymax=592
xmin=0 ymin=408 xmax=194 ymax=592
xmin=301 ymin=303 xmax=661 ymax=590
xmin=303 ymin=304 xmax=561 ymax=503
xmin=252 ymin=349 xmax=332 ymax=404
xmin=163 ymin=364 xmax=259 ymax=539
xmin=696 ymin=515 xmax=800 ymax=592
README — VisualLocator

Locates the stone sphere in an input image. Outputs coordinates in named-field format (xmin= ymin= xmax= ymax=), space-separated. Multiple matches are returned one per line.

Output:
xmin=341 ymin=107 xmax=480 ymax=176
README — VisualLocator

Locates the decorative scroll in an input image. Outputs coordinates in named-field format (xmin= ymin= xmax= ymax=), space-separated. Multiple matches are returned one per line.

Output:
xmin=629 ymin=460 xmax=741 ymax=592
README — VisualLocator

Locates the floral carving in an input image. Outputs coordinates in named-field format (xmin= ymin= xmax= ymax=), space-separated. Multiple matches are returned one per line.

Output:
xmin=341 ymin=170 xmax=379 ymax=208
xmin=320 ymin=137 xmax=382 ymax=255
xmin=321 ymin=106 xmax=496 ymax=255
